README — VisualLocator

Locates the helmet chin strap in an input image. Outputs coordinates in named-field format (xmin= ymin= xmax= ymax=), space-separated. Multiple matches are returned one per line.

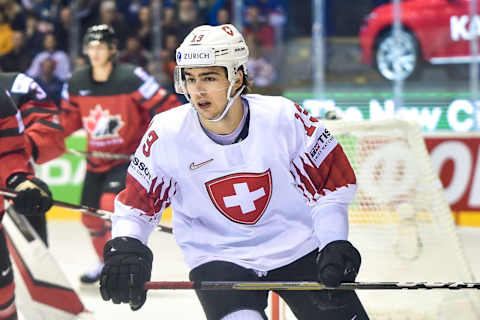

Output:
xmin=204 ymin=84 xmax=244 ymax=123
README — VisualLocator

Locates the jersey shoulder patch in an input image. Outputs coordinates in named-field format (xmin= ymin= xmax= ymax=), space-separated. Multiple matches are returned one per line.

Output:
xmin=306 ymin=126 xmax=336 ymax=167
xmin=10 ymin=73 xmax=33 ymax=95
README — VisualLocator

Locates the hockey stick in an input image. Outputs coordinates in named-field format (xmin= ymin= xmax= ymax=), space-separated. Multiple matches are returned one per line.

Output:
xmin=0 ymin=187 xmax=173 ymax=234
xmin=144 ymin=281 xmax=480 ymax=291
xmin=66 ymin=148 xmax=133 ymax=161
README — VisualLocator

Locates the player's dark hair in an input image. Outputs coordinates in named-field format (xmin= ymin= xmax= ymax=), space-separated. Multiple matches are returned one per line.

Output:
xmin=240 ymin=66 xmax=251 ymax=95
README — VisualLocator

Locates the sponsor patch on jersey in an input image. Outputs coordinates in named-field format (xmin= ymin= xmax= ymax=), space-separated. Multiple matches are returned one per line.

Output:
xmin=131 ymin=156 xmax=152 ymax=182
xmin=11 ymin=73 xmax=32 ymax=94
xmin=205 ymin=169 xmax=272 ymax=225
xmin=82 ymin=104 xmax=124 ymax=139
xmin=11 ymin=74 xmax=47 ymax=100
xmin=177 ymin=47 xmax=215 ymax=66
xmin=134 ymin=67 xmax=150 ymax=81
xmin=308 ymin=127 xmax=337 ymax=167
xmin=139 ymin=76 xmax=160 ymax=99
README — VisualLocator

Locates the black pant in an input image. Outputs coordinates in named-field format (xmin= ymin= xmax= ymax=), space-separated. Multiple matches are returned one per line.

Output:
xmin=81 ymin=163 xmax=129 ymax=208
xmin=189 ymin=250 xmax=369 ymax=320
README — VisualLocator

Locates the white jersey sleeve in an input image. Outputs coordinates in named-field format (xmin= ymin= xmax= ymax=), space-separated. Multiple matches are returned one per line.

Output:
xmin=288 ymin=102 xmax=357 ymax=249
xmin=112 ymin=118 xmax=177 ymax=244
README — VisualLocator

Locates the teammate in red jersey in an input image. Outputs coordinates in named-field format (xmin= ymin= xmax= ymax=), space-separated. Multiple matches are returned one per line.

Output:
xmin=0 ymin=72 xmax=65 ymax=246
xmin=0 ymin=88 xmax=53 ymax=320
xmin=60 ymin=24 xmax=182 ymax=283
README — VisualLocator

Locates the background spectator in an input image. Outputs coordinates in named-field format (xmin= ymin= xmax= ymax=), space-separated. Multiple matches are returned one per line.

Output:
xmin=246 ymin=34 xmax=276 ymax=87
xmin=243 ymin=5 xmax=275 ymax=56
xmin=31 ymin=0 xmax=67 ymax=23
xmin=76 ymin=0 xmax=102 ymax=36
xmin=0 ymin=30 xmax=33 ymax=72
xmin=160 ymin=32 xmax=179 ymax=83
xmin=27 ymin=32 xmax=71 ymax=81
xmin=73 ymin=54 xmax=88 ymax=71
xmin=119 ymin=34 xmax=150 ymax=68
xmin=161 ymin=4 xmax=177 ymax=38
xmin=0 ymin=9 xmax=14 ymax=56
xmin=176 ymin=0 xmax=205 ymax=40
xmin=25 ymin=12 xmax=44 ymax=55
xmin=34 ymin=57 xmax=63 ymax=105
xmin=135 ymin=4 xmax=152 ymax=51
xmin=216 ymin=7 xmax=230 ymax=25
xmin=246 ymin=0 xmax=287 ymax=20
xmin=208 ymin=0 xmax=232 ymax=26
xmin=53 ymin=6 xmax=73 ymax=52
xmin=0 ymin=0 xmax=26 ymax=31
xmin=91 ymin=0 xmax=128 ymax=49
xmin=119 ymin=0 xmax=149 ymax=26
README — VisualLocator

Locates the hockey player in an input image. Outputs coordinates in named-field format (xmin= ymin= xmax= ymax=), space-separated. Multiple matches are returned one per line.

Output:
xmin=100 ymin=24 xmax=369 ymax=319
xmin=0 ymin=72 xmax=66 ymax=246
xmin=0 ymin=89 xmax=53 ymax=320
xmin=60 ymin=24 xmax=182 ymax=284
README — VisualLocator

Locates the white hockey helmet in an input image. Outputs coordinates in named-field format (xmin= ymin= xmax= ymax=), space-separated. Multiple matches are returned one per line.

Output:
xmin=174 ymin=24 xmax=249 ymax=98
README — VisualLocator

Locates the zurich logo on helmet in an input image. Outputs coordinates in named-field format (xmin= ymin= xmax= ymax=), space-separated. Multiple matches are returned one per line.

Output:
xmin=177 ymin=52 xmax=182 ymax=61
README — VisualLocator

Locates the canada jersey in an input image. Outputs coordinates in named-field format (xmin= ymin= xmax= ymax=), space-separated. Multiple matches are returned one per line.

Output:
xmin=0 ymin=89 xmax=31 ymax=218
xmin=60 ymin=64 xmax=181 ymax=172
xmin=113 ymin=94 xmax=357 ymax=271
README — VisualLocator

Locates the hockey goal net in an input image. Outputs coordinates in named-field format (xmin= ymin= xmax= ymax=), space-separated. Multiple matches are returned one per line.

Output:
xmin=276 ymin=119 xmax=480 ymax=320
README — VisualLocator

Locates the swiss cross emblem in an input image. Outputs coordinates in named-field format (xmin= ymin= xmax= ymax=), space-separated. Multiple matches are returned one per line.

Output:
xmin=222 ymin=25 xmax=234 ymax=36
xmin=205 ymin=169 xmax=272 ymax=224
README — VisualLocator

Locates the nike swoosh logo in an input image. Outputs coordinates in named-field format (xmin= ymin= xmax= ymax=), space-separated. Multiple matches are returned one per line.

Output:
xmin=350 ymin=315 xmax=358 ymax=320
xmin=1 ymin=266 xmax=11 ymax=277
xmin=189 ymin=159 xmax=213 ymax=170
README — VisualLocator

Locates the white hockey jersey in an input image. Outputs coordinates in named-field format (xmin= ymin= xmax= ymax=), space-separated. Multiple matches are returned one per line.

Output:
xmin=112 ymin=94 xmax=357 ymax=271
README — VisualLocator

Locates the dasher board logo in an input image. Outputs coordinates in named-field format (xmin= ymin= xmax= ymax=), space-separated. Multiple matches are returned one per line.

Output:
xmin=205 ymin=169 xmax=272 ymax=224
xmin=83 ymin=104 xmax=124 ymax=139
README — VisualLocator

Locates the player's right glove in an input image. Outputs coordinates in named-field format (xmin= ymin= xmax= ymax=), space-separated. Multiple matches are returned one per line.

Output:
xmin=316 ymin=240 xmax=361 ymax=287
xmin=6 ymin=173 xmax=53 ymax=216
xmin=100 ymin=236 xmax=153 ymax=311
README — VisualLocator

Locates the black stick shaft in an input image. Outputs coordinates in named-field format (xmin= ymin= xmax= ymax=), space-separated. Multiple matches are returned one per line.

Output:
xmin=0 ymin=187 xmax=172 ymax=234
xmin=144 ymin=281 xmax=480 ymax=291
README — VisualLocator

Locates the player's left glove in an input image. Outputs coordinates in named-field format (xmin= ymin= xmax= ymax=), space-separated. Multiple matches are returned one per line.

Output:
xmin=100 ymin=237 xmax=153 ymax=311
xmin=316 ymin=240 xmax=361 ymax=287
xmin=6 ymin=173 xmax=53 ymax=216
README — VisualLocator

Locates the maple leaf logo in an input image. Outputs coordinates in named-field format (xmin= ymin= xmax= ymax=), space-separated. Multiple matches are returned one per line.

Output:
xmin=82 ymin=104 xmax=124 ymax=139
